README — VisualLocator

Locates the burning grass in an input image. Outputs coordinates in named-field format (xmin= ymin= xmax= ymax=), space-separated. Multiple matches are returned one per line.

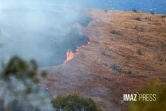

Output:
xmin=64 ymin=50 xmax=75 ymax=63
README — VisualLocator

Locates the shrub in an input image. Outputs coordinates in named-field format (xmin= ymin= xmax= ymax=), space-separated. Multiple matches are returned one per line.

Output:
xmin=127 ymin=70 xmax=132 ymax=74
xmin=2 ymin=56 xmax=39 ymax=82
xmin=110 ymin=30 xmax=122 ymax=35
xmin=101 ymin=50 xmax=109 ymax=57
xmin=51 ymin=94 xmax=101 ymax=111
xmin=110 ymin=64 xmax=123 ymax=73
xmin=150 ymin=11 xmax=154 ymax=14
xmin=128 ymin=82 xmax=166 ymax=111
xmin=140 ymin=28 xmax=144 ymax=32
xmin=132 ymin=9 xmax=137 ymax=13
xmin=104 ymin=9 xmax=108 ymax=13
xmin=145 ymin=17 xmax=152 ymax=21
xmin=137 ymin=49 xmax=142 ymax=55
xmin=134 ymin=26 xmax=144 ymax=32
xmin=0 ymin=56 xmax=51 ymax=111
xmin=161 ymin=15 xmax=166 ymax=18
xmin=135 ymin=17 xmax=141 ymax=21
xmin=134 ymin=25 xmax=139 ymax=30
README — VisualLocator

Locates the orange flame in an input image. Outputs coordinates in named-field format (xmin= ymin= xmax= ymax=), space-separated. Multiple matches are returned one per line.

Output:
xmin=64 ymin=39 xmax=91 ymax=63
xmin=65 ymin=50 xmax=74 ymax=63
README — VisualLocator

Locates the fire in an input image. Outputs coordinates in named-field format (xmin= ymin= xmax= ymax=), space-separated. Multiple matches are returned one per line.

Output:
xmin=88 ymin=38 xmax=91 ymax=44
xmin=65 ymin=50 xmax=74 ymax=63
xmin=64 ymin=39 xmax=91 ymax=63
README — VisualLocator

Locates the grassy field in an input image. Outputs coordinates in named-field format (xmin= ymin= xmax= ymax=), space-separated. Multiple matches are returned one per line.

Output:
xmin=41 ymin=9 xmax=166 ymax=111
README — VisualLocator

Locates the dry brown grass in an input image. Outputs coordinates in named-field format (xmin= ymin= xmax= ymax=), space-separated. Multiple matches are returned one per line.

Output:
xmin=40 ymin=9 xmax=166 ymax=111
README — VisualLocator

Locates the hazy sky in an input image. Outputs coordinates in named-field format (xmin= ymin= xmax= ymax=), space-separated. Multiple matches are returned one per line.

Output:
xmin=86 ymin=0 xmax=166 ymax=13
xmin=0 ymin=0 xmax=165 ymax=13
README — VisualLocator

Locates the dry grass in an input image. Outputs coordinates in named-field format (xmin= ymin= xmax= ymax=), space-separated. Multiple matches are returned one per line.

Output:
xmin=40 ymin=9 xmax=166 ymax=111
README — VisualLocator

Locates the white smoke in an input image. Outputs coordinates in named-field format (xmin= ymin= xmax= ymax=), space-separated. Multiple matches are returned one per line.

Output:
xmin=0 ymin=75 xmax=54 ymax=111
xmin=0 ymin=0 xmax=88 ymax=110
xmin=0 ymin=0 xmax=87 ymax=67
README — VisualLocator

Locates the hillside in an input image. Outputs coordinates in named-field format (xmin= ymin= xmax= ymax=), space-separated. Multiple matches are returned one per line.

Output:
xmin=41 ymin=9 xmax=166 ymax=111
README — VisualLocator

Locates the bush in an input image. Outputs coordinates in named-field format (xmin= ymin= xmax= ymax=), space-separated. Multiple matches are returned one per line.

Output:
xmin=51 ymin=94 xmax=101 ymax=111
xmin=137 ymin=49 xmax=142 ymax=55
xmin=128 ymin=82 xmax=166 ymax=111
xmin=2 ymin=56 xmax=39 ymax=83
xmin=134 ymin=26 xmax=144 ymax=32
xmin=134 ymin=25 xmax=139 ymax=30
xmin=110 ymin=30 xmax=122 ymax=35
xmin=0 ymin=56 xmax=52 ymax=111
xmin=110 ymin=64 xmax=123 ymax=73
xmin=104 ymin=9 xmax=108 ymax=13
xmin=135 ymin=17 xmax=141 ymax=21
xmin=132 ymin=9 xmax=137 ymax=13
xmin=150 ymin=11 xmax=154 ymax=14
xmin=101 ymin=50 xmax=109 ymax=57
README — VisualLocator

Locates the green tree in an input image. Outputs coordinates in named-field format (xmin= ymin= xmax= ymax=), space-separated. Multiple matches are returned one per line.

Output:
xmin=51 ymin=94 xmax=101 ymax=111
xmin=0 ymin=56 xmax=53 ymax=111
xmin=128 ymin=82 xmax=166 ymax=111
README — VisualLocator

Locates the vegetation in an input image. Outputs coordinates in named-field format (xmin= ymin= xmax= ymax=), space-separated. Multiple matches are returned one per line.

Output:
xmin=132 ymin=9 xmax=137 ymax=13
xmin=51 ymin=94 xmax=101 ymax=111
xmin=150 ymin=11 xmax=155 ymax=14
xmin=161 ymin=15 xmax=166 ymax=18
xmin=104 ymin=9 xmax=108 ymax=13
xmin=145 ymin=17 xmax=152 ymax=21
xmin=140 ymin=28 xmax=144 ymax=32
xmin=135 ymin=17 xmax=141 ymax=21
xmin=110 ymin=30 xmax=122 ymax=35
xmin=128 ymin=82 xmax=166 ymax=111
xmin=0 ymin=56 xmax=101 ymax=111
xmin=2 ymin=56 xmax=39 ymax=83
xmin=110 ymin=64 xmax=123 ymax=73
xmin=134 ymin=25 xmax=144 ymax=32
xmin=127 ymin=70 xmax=132 ymax=74
xmin=100 ymin=47 xmax=110 ymax=57
xmin=134 ymin=25 xmax=139 ymax=30
xmin=101 ymin=50 xmax=109 ymax=57
xmin=137 ymin=49 xmax=142 ymax=55
xmin=0 ymin=56 xmax=51 ymax=111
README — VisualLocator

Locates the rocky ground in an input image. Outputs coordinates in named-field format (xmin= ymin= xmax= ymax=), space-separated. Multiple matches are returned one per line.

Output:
xmin=40 ymin=9 xmax=166 ymax=111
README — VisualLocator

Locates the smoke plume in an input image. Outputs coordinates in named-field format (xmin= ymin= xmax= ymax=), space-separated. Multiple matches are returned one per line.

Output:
xmin=0 ymin=0 xmax=90 ymax=67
